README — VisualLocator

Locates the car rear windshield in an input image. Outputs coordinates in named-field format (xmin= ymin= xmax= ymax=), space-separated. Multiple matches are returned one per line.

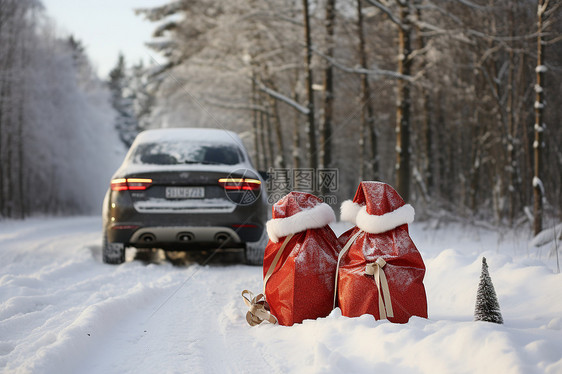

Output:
xmin=129 ymin=141 xmax=243 ymax=165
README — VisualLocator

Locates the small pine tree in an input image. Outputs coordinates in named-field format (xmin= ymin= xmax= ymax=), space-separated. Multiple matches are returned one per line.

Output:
xmin=474 ymin=257 xmax=503 ymax=324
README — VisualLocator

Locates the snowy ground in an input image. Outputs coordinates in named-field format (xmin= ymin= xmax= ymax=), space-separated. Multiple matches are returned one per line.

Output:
xmin=1 ymin=216 xmax=561 ymax=374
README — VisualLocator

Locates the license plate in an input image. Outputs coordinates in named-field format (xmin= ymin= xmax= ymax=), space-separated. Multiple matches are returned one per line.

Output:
xmin=165 ymin=187 xmax=205 ymax=199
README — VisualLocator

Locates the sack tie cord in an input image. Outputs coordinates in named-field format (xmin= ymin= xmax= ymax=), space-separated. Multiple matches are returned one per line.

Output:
xmin=333 ymin=229 xmax=364 ymax=309
xmin=365 ymin=257 xmax=394 ymax=319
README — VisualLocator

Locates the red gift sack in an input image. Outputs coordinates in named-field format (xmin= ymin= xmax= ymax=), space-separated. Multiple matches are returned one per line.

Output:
xmin=261 ymin=192 xmax=340 ymax=326
xmin=335 ymin=182 xmax=427 ymax=323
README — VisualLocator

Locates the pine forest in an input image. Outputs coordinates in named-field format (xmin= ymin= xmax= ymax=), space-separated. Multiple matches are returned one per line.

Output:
xmin=1 ymin=0 xmax=561 ymax=235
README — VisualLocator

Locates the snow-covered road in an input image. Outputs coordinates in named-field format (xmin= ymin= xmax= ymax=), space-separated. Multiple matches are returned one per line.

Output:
xmin=1 ymin=216 xmax=561 ymax=373
xmin=0 ymin=217 xmax=267 ymax=373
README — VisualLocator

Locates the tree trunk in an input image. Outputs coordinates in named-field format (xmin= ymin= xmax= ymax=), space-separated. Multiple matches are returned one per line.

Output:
xmin=292 ymin=71 xmax=302 ymax=170
xmin=357 ymin=0 xmax=378 ymax=182
xmin=321 ymin=0 xmax=335 ymax=179
xmin=265 ymin=99 xmax=276 ymax=169
xmin=415 ymin=0 xmax=432 ymax=194
xmin=302 ymin=0 xmax=318 ymax=172
xmin=268 ymin=83 xmax=286 ymax=169
xmin=507 ymin=12 xmax=516 ymax=223
xmin=251 ymin=71 xmax=262 ymax=170
xmin=17 ymin=29 xmax=26 ymax=218
xmin=422 ymin=93 xmax=432 ymax=192
xmin=515 ymin=52 xmax=529 ymax=211
xmin=0 ymin=59 xmax=5 ymax=217
xmin=3 ymin=7 xmax=19 ymax=218
xmin=0 ymin=1 xmax=21 ymax=217
xmin=0 ymin=5 xmax=5 ymax=216
xmin=436 ymin=99 xmax=448 ymax=200
xmin=259 ymin=90 xmax=270 ymax=169
xmin=395 ymin=1 xmax=412 ymax=201
xmin=357 ymin=0 xmax=366 ymax=181
xmin=533 ymin=0 xmax=546 ymax=235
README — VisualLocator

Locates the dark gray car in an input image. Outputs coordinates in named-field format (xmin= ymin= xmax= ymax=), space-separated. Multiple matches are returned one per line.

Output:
xmin=102 ymin=128 xmax=269 ymax=265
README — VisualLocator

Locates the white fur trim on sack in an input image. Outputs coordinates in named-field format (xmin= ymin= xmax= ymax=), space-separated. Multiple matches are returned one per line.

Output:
xmin=340 ymin=200 xmax=363 ymax=224
xmin=266 ymin=203 xmax=336 ymax=243
xmin=356 ymin=204 xmax=415 ymax=234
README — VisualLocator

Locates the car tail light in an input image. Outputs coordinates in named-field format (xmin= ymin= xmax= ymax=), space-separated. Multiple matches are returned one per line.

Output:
xmin=218 ymin=178 xmax=261 ymax=191
xmin=111 ymin=178 xmax=128 ymax=191
xmin=127 ymin=178 xmax=153 ymax=190
xmin=111 ymin=178 xmax=152 ymax=191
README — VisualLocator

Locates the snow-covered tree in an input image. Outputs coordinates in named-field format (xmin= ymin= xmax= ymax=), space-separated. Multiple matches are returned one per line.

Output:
xmin=474 ymin=257 xmax=503 ymax=324
xmin=108 ymin=53 xmax=139 ymax=147
xmin=134 ymin=0 xmax=562 ymax=222
xmin=0 ymin=1 xmax=124 ymax=218
xmin=127 ymin=61 xmax=155 ymax=133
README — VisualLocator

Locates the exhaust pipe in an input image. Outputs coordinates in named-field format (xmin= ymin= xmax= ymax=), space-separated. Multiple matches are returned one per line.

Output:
xmin=177 ymin=232 xmax=194 ymax=242
xmin=215 ymin=232 xmax=231 ymax=243
xmin=140 ymin=233 xmax=156 ymax=243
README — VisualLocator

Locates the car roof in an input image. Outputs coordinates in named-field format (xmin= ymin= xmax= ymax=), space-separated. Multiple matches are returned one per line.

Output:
xmin=133 ymin=128 xmax=243 ymax=145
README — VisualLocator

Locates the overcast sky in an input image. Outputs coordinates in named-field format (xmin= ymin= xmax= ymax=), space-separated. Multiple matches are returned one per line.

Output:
xmin=41 ymin=0 xmax=167 ymax=79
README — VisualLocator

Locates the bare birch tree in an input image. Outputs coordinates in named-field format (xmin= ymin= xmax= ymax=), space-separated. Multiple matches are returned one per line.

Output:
xmin=533 ymin=0 xmax=547 ymax=235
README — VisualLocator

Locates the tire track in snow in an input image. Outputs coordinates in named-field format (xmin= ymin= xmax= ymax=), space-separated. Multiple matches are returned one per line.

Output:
xmin=79 ymin=263 xmax=270 ymax=373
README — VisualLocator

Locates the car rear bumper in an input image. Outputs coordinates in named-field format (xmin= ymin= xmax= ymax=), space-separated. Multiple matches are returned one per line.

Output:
xmin=107 ymin=220 xmax=264 ymax=250
xmin=130 ymin=226 xmax=242 ymax=249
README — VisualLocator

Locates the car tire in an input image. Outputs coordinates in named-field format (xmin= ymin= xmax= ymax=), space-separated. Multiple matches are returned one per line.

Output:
xmin=102 ymin=231 xmax=125 ymax=265
xmin=244 ymin=230 xmax=268 ymax=266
